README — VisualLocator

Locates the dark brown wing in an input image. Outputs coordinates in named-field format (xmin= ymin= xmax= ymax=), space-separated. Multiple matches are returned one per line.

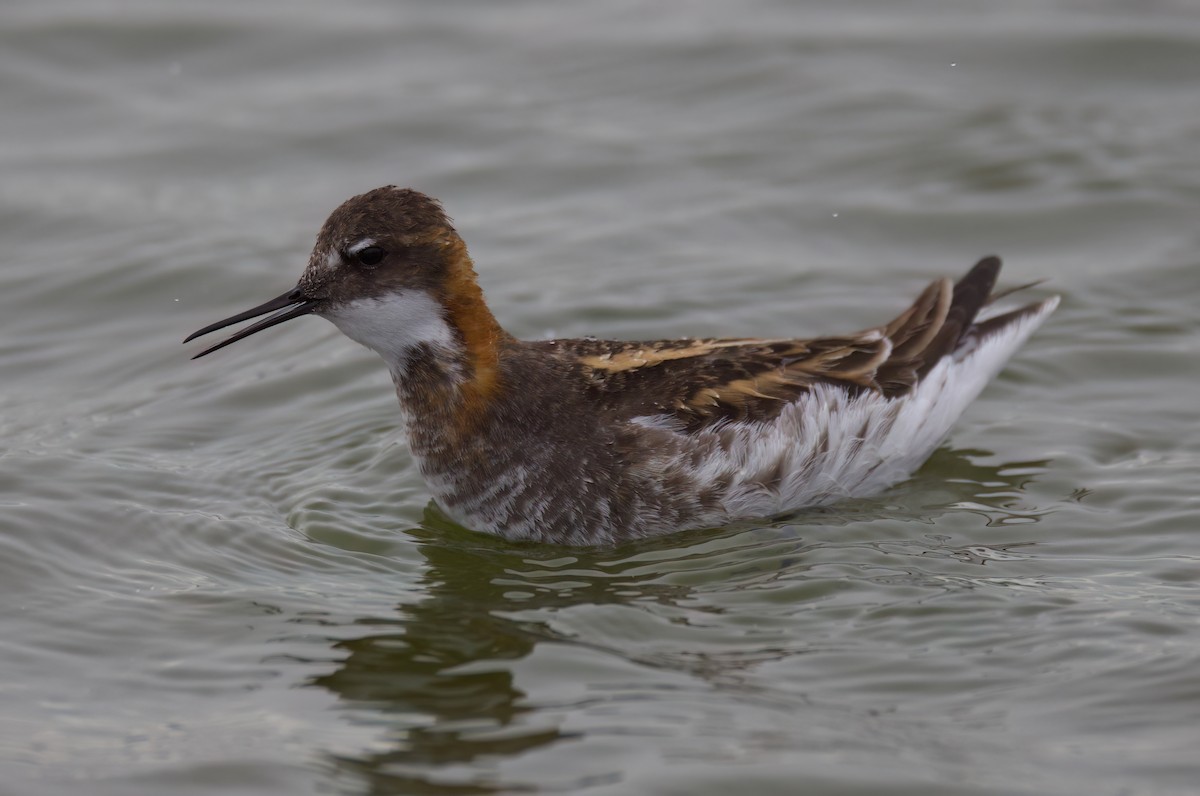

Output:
xmin=535 ymin=257 xmax=1007 ymax=433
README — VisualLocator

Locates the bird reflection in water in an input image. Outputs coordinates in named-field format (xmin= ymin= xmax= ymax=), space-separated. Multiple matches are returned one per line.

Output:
xmin=307 ymin=447 xmax=1052 ymax=794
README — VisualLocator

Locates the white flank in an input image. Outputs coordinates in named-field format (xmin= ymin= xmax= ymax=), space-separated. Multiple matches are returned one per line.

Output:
xmin=652 ymin=296 xmax=1061 ymax=522
xmin=322 ymin=291 xmax=457 ymax=375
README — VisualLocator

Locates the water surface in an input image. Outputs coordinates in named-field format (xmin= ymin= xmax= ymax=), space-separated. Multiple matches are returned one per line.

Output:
xmin=3 ymin=1 xmax=1199 ymax=794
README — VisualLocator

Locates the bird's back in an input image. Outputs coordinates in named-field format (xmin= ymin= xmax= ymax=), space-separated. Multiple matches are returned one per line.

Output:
xmin=426 ymin=258 xmax=1059 ymax=543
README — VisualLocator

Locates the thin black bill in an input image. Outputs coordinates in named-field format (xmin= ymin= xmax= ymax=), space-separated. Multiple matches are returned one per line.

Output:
xmin=184 ymin=287 xmax=319 ymax=359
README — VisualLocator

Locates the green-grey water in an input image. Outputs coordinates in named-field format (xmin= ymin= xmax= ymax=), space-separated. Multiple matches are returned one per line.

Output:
xmin=3 ymin=1 xmax=1199 ymax=794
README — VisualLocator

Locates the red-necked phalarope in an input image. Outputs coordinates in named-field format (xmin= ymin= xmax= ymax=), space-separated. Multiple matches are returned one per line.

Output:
xmin=185 ymin=186 xmax=1059 ymax=545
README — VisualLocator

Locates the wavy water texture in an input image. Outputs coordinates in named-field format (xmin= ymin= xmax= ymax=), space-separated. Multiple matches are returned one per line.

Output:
xmin=2 ymin=1 xmax=1200 ymax=795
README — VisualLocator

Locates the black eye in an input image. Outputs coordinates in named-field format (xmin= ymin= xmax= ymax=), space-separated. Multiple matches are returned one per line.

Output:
xmin=356 ymin=246 xmax=385 ymax=266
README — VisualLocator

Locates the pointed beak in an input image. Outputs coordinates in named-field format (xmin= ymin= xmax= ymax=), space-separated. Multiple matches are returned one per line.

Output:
xmin=183 ymin=286 xmax=320 ymax=359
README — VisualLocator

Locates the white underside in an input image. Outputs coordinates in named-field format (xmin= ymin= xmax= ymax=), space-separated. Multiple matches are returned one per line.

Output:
xmin=649 ymin=296 xmax=1061 ymax=525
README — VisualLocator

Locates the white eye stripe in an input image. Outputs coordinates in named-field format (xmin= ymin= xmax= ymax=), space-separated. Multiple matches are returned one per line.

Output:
xmin=347 ymin=238 xmax=377 ymax=256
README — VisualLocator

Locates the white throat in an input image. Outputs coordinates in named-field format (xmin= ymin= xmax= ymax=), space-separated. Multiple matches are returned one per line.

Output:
xmin=322 ymin=290 xmax=457 ymax=375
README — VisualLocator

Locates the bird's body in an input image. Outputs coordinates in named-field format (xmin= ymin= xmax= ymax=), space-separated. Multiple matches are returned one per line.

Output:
xmin=186 ymin=187 xmax=1058 ymax=545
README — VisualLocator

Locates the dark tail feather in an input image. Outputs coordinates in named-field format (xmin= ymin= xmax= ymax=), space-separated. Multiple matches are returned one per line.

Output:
xmin=948 ymin=256 xmax=1002 ymax=343
xmin=915 ymin=256 xmax=1001 ymax=378
xmin=877 ymin=255 xmax=1054 ymax=396
xmin=986 ymin=278 xmax=1047 ymax=306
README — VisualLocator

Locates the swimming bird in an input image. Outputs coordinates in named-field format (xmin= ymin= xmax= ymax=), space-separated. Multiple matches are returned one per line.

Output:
xmin=185 ymin=186 xmax=1058 ymax=545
